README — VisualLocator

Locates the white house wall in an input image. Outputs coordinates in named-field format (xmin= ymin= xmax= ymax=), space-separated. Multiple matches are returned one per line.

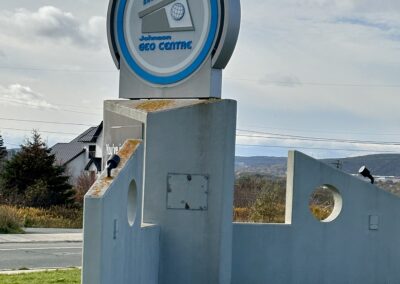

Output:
xmin=95 ymin=130 xmax=103 ymax=159
xmin=66 ymin=152 xmax=87 ymax=182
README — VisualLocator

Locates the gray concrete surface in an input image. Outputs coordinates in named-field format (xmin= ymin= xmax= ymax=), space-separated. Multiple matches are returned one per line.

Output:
xmin=0 ymin=242 xmax=82 ymax=271
xmin=24 ymin=228 xmax=82 ymax=234
xmin=0 ymin=229 xmax=82 ymax=244
xmin=232 ymin=151 xmax=400 ymax=284
xmin=0 ymin=267 xmax=79 ymax=275
xmin=83 ymin=99 xmax=236 ymax=284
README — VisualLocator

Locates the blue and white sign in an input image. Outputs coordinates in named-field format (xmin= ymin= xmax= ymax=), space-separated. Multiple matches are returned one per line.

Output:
xmin=108 ymin=0 xmax=240 ymax=96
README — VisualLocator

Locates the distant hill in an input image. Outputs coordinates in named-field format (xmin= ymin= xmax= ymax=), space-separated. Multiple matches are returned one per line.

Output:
xmin=235 ymin=154 xmax=400 ymax=177
xmin=324 ymin=154 xmax=400 ymax=176
xmin=235 ymin=156 xmax=287 ymax=176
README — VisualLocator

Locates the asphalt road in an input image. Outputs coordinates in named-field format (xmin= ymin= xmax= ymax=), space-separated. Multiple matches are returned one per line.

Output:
xmin=0 ymin=242 xmax=82 ymax=270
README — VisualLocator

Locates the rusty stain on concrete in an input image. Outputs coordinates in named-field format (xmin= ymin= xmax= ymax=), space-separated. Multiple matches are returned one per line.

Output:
xmin=135 ymin=100 xmax=175 ymax=112
xmin=87 ymin=139 xmax=141 ymax=198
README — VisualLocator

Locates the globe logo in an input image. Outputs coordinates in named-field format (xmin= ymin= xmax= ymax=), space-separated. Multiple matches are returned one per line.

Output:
xmin=170 ymin=3 xmax=185 ymax=21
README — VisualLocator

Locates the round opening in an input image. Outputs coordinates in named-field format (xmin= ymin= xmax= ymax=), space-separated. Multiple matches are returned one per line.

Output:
xmin=127 ymin=179 xmax=138 ymax=227
xmin=309 ymin=184 xmax=342 ymax=222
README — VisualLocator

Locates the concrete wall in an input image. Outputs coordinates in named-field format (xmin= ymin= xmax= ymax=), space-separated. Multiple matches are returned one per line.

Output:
xmin=82 ymin=140 xmax=160 ymax=284
xmin=232 ymin=151 xmax=400 ymax=284
xmin=141 ymin=100 xmax=236 ymax=284
xmin=84 ymin=99 xmax=237 ymax=284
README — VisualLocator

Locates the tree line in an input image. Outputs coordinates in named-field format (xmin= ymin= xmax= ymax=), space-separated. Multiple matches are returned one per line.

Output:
xmin=0 ymin=131 xmax=78 ymax=208
xmin=234 ymin=174 xmax=287 ymax=223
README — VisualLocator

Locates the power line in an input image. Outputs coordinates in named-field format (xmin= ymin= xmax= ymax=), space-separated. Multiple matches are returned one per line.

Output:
xmin=237 ymin=130 xmax=400 ymax=146
xmin=51 ymin=103 xmax=103 ymax=111
xmin=1 ymin=115 xmax=400 ymax=147
xmin=239 ymin=124 xmax=400 ymax=136
xmin=0 ymin=66 xmax=116 ymax=73
xmin=2 ymin=125 xmax=398 ymax=154
xmin=0 ymin=127 xmax=80 ymax=136
xmin=0 ymin=117 xmax=94 ymax=127
xmin=226 ymin=77 xmax=400 ymax=88
xmin=0 ymin=98 xmax=100 ymax=116
xmin=1 ymin=65 xmax=400 ymax=88
xmin=237 ymin=144 xmax=398 ymax=154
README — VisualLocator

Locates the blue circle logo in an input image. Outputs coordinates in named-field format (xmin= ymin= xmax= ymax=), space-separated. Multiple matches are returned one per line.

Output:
xmin=116 ymin=0 xmax=219 ymax=85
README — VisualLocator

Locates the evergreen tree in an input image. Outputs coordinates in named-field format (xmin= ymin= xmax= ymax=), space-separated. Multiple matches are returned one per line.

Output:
xmin=0 ymin=134 xmax=7 ymax=171
xmin=0 ymin=130 xmax=74 ymax=207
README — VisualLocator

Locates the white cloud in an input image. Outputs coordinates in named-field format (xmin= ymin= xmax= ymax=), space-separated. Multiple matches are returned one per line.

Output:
xmin=0 ymin=84 xmax=57 ymax=109
xmin=0 ymin=6 xmax=106 ymax=48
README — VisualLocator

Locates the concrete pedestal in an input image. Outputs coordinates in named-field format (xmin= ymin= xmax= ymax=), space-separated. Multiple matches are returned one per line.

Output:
xmin=83 ymin=99 xmax=237 ymax=284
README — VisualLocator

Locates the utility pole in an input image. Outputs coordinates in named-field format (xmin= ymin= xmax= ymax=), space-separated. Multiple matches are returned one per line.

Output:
xmin=332 ymin=160 xmax=342 ymax=169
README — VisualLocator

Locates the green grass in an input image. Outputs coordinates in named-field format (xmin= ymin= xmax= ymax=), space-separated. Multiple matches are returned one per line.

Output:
xmin=0 ymin=269 xmax=81 ymax=284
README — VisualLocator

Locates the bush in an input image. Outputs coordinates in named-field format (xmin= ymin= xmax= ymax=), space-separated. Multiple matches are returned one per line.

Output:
xmin=20 ymin=206 xmax=83 ymax=229
xmin=0 ymin=205 xmax=24 ymax=233
xmin=74 ymin=172 xmax=96 ymax=207
xmin=233 ymin=174 xmax=286 ymax=223
xmin=0 ymin=205 xmax=82 ymax=229
xmin=25 ymin=180 xmax=50 ymax=208
xmin=233 ymin=207 xmax=252 ymax=222
xmin=309 ymin=205 xmax=333 ymax=221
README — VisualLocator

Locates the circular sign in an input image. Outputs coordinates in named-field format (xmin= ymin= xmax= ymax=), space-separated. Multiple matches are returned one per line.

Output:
xmin=115 ymin=0 xmax=219 ymax=85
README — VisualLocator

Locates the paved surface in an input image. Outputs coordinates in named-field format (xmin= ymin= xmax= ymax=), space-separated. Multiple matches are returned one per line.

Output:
xmin=0 ymin=228 xmax=83 ymax=271
xmin=0 ymin=267 xmax=79 ymax=275
xmin=0 ymin=228 xmax=82 ymax=244
xmin=0 ymin=242 xmax=82 ymax=271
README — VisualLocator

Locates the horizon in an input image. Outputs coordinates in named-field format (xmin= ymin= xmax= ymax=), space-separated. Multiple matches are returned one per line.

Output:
xmin=1 ymin=0 xmax=400 ymax=159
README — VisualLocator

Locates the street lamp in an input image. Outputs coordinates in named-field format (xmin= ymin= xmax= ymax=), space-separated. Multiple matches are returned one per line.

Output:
xmin=359 ymin=166 xmax=374 ymax=184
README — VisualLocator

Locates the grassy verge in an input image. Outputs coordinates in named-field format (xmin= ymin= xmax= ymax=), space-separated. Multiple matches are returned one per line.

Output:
xmin=0 ymin=205 xmax=83 ymax=232
xmin=0 ymin=269 xmax=81 ymax=284
xmin=0 ymin=206 xmax=24 ymax=234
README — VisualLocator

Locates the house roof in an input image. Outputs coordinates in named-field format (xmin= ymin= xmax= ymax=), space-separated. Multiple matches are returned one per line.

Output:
xmin=51 ymin=122 xmax=103 ymax=165
xmin=71 ymin=122 xmax=103 ymax=143
xmin=51 ymin=143 xmax=85 ymax=165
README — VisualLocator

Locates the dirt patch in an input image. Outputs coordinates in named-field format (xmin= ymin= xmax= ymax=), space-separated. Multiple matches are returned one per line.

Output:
xmin=135 ymin=100 xmax=175 ymax=112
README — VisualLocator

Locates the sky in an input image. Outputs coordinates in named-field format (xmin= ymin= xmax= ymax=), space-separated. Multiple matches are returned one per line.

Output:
xmin=0 ymin=0 xmax=400 ymax=159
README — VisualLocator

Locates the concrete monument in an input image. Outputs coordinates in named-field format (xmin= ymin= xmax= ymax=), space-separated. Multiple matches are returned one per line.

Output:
xmin=82 ymin=0 xmax=241 ymax=283
xmin=83 ymin=1 xmax=400 ymax=283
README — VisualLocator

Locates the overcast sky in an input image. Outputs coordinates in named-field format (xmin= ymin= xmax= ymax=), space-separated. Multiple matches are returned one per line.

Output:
xmin=0 ymin=0 xmax=400 ymax=158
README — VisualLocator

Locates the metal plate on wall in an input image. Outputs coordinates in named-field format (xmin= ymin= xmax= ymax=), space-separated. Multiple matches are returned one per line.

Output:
xmin=167 ymin=174 xmax=208 ymax=210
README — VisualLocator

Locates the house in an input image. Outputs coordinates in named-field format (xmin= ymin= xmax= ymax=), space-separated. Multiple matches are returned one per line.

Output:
xmin=51 ymin=122 xmax=103 ymax=183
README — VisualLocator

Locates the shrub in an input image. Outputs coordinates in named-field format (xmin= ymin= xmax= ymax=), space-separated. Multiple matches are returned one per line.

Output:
xmin=0 ymin=205 xmax=24 ymax=233
xmin=25 ymin=180 xmax=50 ymax=208
xmin=0 ymin=205 xmax=82 ymax=229
xmin=234 ymin=174 xmax=286 ymax=223
xmin=309 ymin=205 xmax=333 ymax=221
xmin=74 ymin=172 xmax=96 ymax=207
xmin=233 ymin=207 xmax=252 ymax=222
xmin=20 ymin=206 xmax=83 ymax=229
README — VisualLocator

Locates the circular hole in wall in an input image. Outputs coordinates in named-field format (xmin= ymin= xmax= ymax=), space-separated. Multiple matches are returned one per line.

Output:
xmin=127 ymin=179 xmax=138 ymax=227
xmin=309 ymin=184 xmax=342 ymax=222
